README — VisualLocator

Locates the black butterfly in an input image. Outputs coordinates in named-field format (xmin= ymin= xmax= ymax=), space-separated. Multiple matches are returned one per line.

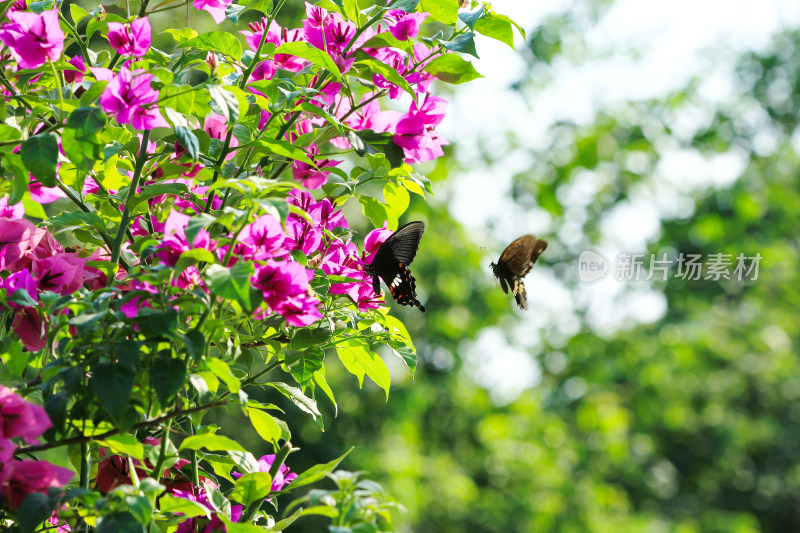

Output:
xmin=490 ymin=235 xmax=548 ymax=311
xmin=365 ymin=221 xmax=426 ymax=312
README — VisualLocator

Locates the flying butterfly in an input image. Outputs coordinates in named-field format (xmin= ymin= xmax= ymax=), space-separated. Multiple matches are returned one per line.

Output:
xmin=365 ymin=221 xmax=426 ymax=312
xmin=491 ymin=234 xmax=548 ymax=311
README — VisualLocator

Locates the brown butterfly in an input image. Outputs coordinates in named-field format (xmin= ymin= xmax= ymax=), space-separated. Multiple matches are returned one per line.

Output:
xmin=490 ymin=235 xmax=548 ymax=310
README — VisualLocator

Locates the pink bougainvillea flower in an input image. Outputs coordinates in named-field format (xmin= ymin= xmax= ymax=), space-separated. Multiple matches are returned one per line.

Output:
xmin=0 ymin=9 xmax=64 ymax=69
xmin=2 ymin=269 xmax=38 ymax=309
xmin=0 ymin=438 xmax=15 ymax=463
xmin=204 ymin=114 xmax=238 ymax=161
xmin=172 ymin=486 xmax=243 ymax=533
xmin=252 ymin=260 xmax=322 ymax=326
xmin=106 ymin=17 xmax=152 ymax=57
xmin=0 ymin=198 xmax=24 ymax=220
xmin=238 ymin=214 xmax=288 ymax=261
xmin=28 ymin=177 xmax=66 ymax=205
xmin=0 ymin=385 xmax=51 ymax=444
xmin=0 ymin=459 xmax=74 ymax=508
xmin=393 ymin=94 xmax=449 ymax=164
xmin=232 ymin=454 xmax=298 ymax=495
xmin=33 ymin=253 xmax=87 ymax=295
xmin=291 ymin=144 xmax=341 ymax=189
xmin=12 ymin=307 xmax=46 ymax=352
xmin=284 ymin=217 xmax=323 ymax=256
xmin=270 ymin=26 xmax=308 ymax=72
xmin=63 ymin=54 xmax=86 ymax=84
xmin=241 ymin=16 xmax=281 ymax=52
xmin=7 ymin=1 xmax=27 ymax=14
xmin=1 ymin=270 xmax=46 ymax=351
xmin=363 ymin=223 xmax=393 ymax=264
xmin=0 ymin=217 xmax=45 ymax=272
xmin=193 ymin=0 xmax=232 ymax=24
xmin=371 ymin=48 xmax=407 ymax=99
xmin=119 ymin=279 xmax=158 ymax=319
xmin=287 ymin=189 xmax=347 ymax=230
xmin=385 ymin=9 xmax=428 ymax=41
xmin=155 ymin=210 xmax=216 ymax=267
xmin=303 ymin=3 xmax=356 ymax=72
xmin=100 ymin=66 xmax=168 ymax=130
xmin=47 ymin=513 xmax=71 ymax=533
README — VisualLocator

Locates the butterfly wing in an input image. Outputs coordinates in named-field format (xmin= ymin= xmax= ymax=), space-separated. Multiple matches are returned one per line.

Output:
xmin=379 ymin=262 xmax=425 ymax=312
xmin=498 ymin=235 xmax=548 ymax=278
xmin=494 ymin=235 xmax=548 ymax=311
xmin=368 ymin=221 xmax=426 ymax=312
xmin=381 ymin=221 xmax=425 ymax=265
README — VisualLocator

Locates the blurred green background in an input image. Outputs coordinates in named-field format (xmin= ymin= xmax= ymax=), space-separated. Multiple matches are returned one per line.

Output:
xmin=90 ymin=0 xmax=800 ymax=531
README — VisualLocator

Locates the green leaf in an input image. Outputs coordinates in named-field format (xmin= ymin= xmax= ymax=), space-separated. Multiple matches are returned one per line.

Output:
xmin=20 ymin=134 xmax=58 ymax=187
xmin=268 ymin=507 xmax=305 ymax=531
xmin=336 ymin=340 xmax=391 ymax=400
xmin=17 ymin=493 xmax=54 ymax=533
xmin=247 ymin=408 xmax=282 ymax=444
xmin=152 ymin=356 xmax=187 ymax=405
xmin=96 ymin=511 xmax=144 ymax=533
xmin=62 ymin=107 xmax=106 ymax=174
xmin=175 ymin=248 xmax=216 ymax=276
xmin=208 ymin=85 xmax=240 ymax=124
xmin=175 ymin=126 xmax=199 ymax=161
xmin=42 ymin=210 xmax=106 ymax=232
xmin=159 ymin=494 xmax=210 ymax=518
xmin=331 ymin=0 xmax=359 ymax=20
xmin=273 ymin=41 xmax=342 ymax=80
xmin=91 ymin=362 xmax=135 ymax=421
xmin=0 ymin=124 xmax=20 ymax=142
xmin=165 ymin=27 xmax=198 ymax=45
xmin=354 ymin=59 xmax=416 ymax=100
xmin=290 ymin=327 xmax=331 ymax=350
xmin=230 ymin=472 xmax=273 ymax=505
xmin=437 ymin=32 xmax=479 ymax=58
xmin=285 ymin=348 xmax=324 ymax=386
xmin=242 ymin=0 xmax=273 ymax=15
xmin=2 ymin=340 xmax=27 ymax=378
xmin=205 ymin=262 xmax=255 ymax=310
xmin=180 ymin=433 xmax=246 ymax=452
xmin=97 ymin=434 xmax=144 ymax=461
xmin=475 ymin=13 xmax=516 ymax=48
xmin=253 ymin=137 xmax=314 ymax=165
xmin=424 ymin=54 xmax=483 ymax=84
xmin=4 ymin=152 xmax=28 ymax=205
xmin=362 ymin=31 xmax=409 ymax=52
xmin=206 ymin=358 xmax=241 ymax=393
xmin=457 ymin=4 xmax=485 ymax=29
xmin=359 ymin=196 xmax=391 ymax=228
xmin=419 ymin=0 xmax=457 ymax=23
xmin=383 ymin=181 xmax=410 ymax=221
xmin=69 ymin=3 xmax=89 ymax=23
xmin=127 ymin=182 xmax=191 ymax=210
xmin=313 ymin=370 xmax=337 ymax=416
xmin=269 ymin=382 xmax=322 ymax=422
xmin=349 ymin=130 xmax=404 ymax=168
xmin=182 ymin=32 xmax=243 ymax=60
xmin=289 ymin=447 xmax=352 ymax=490
xmin=218 ymin=517 xmax=264 ymax=533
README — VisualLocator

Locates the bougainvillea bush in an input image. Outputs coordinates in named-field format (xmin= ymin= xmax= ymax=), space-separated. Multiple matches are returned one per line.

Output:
xmin=0 ymin=0 xmax=519 ymax=530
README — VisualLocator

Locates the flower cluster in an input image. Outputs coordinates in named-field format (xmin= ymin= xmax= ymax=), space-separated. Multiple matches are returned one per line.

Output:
xmin=0 ymin=386 xmax=73 ymax=509
xmin=0 ymin=211 xmax=110 ymax=350
xmin=0 ymin=0 xmax=498 ymax=526
xmin=97 ymin=442 xmax=296 ymax=532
